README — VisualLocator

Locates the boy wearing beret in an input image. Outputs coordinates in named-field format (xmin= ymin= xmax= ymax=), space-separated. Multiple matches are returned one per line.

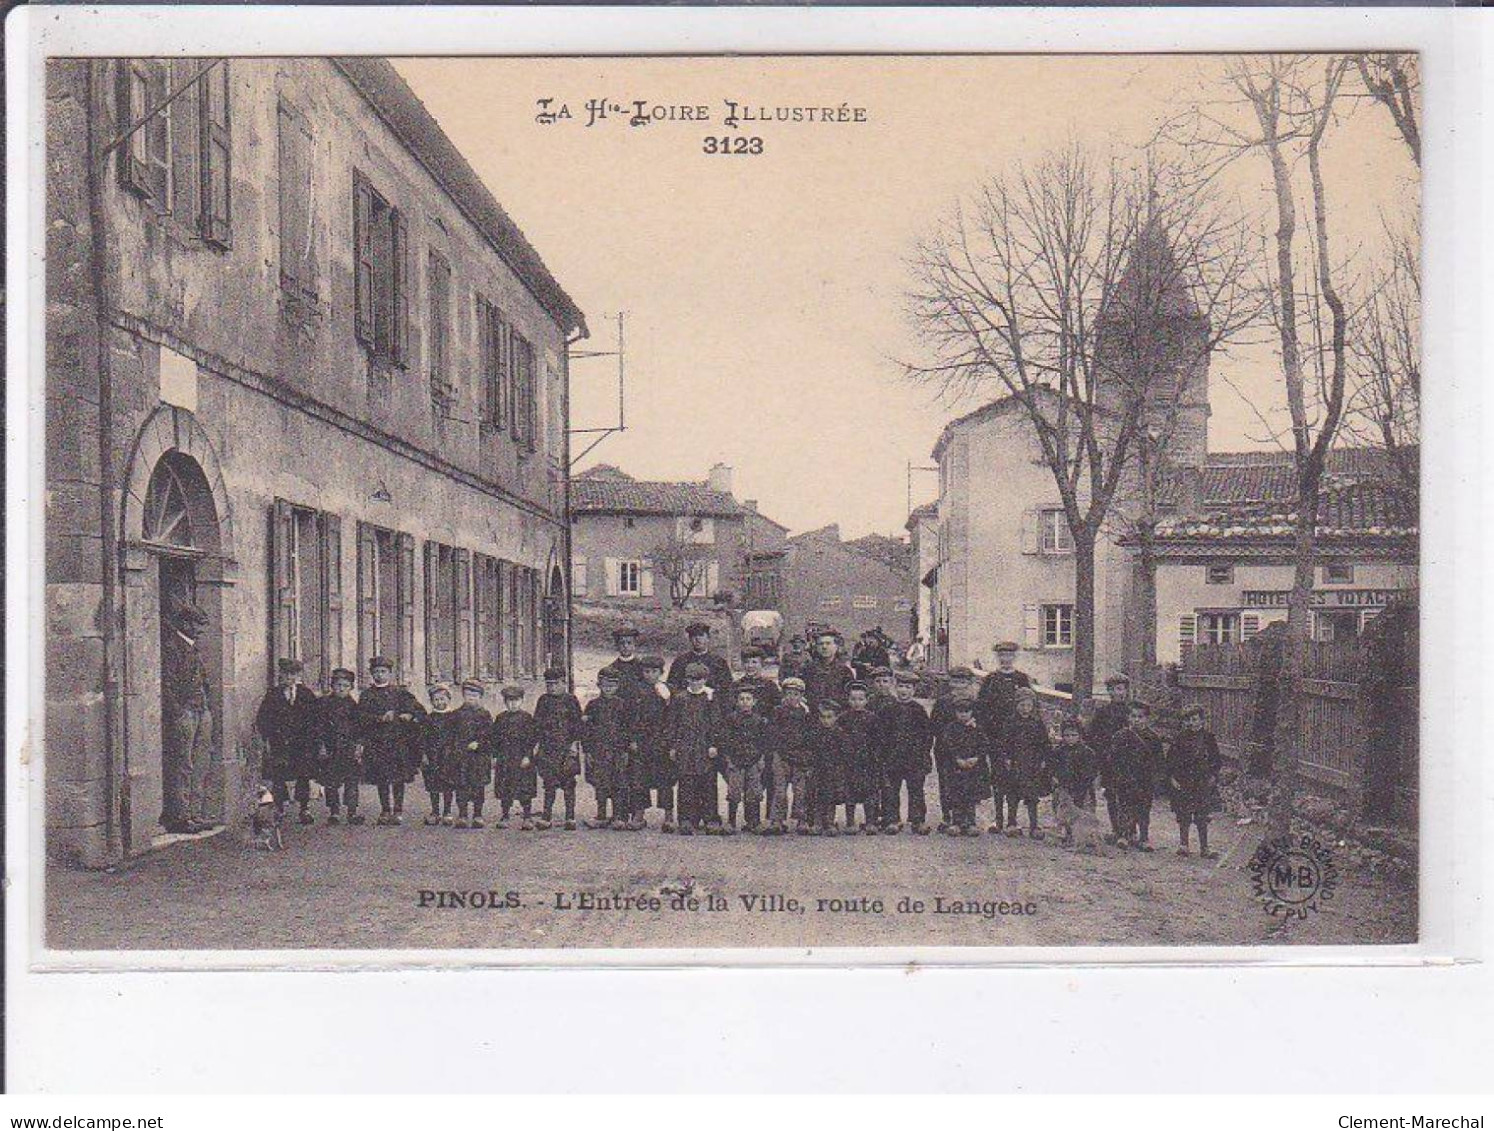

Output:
xmin=584 ymin=667 xmax=635 ymax=830
xmin=534 ymin=666 xmax=584 ymax=830
xmin=1166 ymin=705 xmax=1224 ymax=858
xmin=450 ymin=680 xmax=493 ymax=829
xmin=489 ymin=685 xmax=539 ymax=828
xmin=664 ymin=661 xmax=723 ymax=834
xmin=316 ymin=668 xmax=364 ymax=825
xmin=357 ymin=657 xmax=426 ymax=826
xmin=254 ymin=658 xmax=320 ymax=825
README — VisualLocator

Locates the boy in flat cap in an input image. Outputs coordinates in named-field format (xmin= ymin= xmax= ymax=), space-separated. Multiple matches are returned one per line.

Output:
xmin=1107 ymin=702 xmax=1162 ymax=850
xmin=667 ymin=622 xmax=733 ymax=695
xmin=930 ymin=667 xmax=979 ymax=831
xmin=1166 ymin=705 xmax=1223 ymax=858
xmin=419 ymin=682 xmax=459 ymax=825
xmin=879 ymin=670 xmax=933 ymax=833
xmin=583 ymin=666 xmax=635 ymax=830
xmin=802 ymin=628 xmax=857 ymax=714
xmin=767 ymin=676 xmax=815 ymax=834
xmin=837 ymin=682 xmax=883 ymax=833
xmin=812 ymin=699 xmax=849 ymax=835
xmin=450 ymin=680 xmax=493 ymax=829
xmin=316 ymin=668 xmax=363 ymax=824
xmin=977 ymin=641 xmax=1033 ymax=832
xmin=534 ymin=667 xmax=584 ymax=830
xmin=489 ymin=685 xmax=539 ymax=829
xmin=1086 ymin=674 xmax=1135 ymax=838
xmin=939 ymin=697 xmax=985 ymax=835
xmin=254 ymin=658 xmax=320 ymax=825
xmin=664 ymin=661 xmax=723 ymax=834
xmin=631 ymin=656 xmax=675 ymax=830
xmin=777 ymin=635 xmax=810 ymax=683
xmin=720 ymin=685 xmax=769 ymax=833
xmin=357 ymin=657 xmax=426 ymax=826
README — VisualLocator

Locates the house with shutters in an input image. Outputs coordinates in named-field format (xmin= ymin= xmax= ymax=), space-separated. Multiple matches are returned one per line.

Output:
xmin=44 ymin=57 xmax=584 ymax=865
xmin=569 ymin=464 xmax=753 ymax=608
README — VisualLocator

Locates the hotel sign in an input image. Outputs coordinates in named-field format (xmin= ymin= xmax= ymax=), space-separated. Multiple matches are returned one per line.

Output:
xmin=1243 ymin=589 xmax=1403 ymax=609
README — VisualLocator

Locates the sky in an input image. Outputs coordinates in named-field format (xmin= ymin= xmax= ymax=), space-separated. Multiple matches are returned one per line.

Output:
xmin=396 ymin=55 xmax=1418 ymax=539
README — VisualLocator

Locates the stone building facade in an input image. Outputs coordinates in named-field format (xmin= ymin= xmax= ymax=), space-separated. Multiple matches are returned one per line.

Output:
xmin=45 ymin=58 xmax=585 ymax=866
xmin=772 ymin=525 xmax=911 ymax=646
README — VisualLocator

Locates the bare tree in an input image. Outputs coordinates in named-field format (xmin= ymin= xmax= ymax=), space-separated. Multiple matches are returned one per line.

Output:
xmin=906 ymin=145 xmax=1255 ymax=699
xmin=649 ymin=533 xmax=714 ymax=609
xmin=1354 ymin=53 xmax=1421 ymax=167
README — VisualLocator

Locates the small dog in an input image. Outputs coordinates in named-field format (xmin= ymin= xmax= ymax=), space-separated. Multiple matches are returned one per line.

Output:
xmin=251 ymin=785 xmax=285 ymax=851
xmin=1053 ymin=788 xmax=1105 ymax=855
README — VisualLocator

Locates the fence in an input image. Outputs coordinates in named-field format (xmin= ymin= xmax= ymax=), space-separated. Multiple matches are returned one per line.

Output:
xmin=1176 ymin=632 xmax=1416 ymax=825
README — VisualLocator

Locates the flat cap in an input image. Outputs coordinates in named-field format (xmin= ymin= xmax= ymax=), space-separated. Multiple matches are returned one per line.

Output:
xmin=685 ymin=622 xmax=712 ymax=636
xmin=846 ymin=680 xmax=868 ymax=694
xmin=818 ymin=699 xmax=842 ymax=713
xmin=460 ymin=679 xmax=485 ymax=695
xmin=277 ymin=658 xmax=304 ymax=674
xmin=780 ymin=677 xmax=806 ymax=691
xmin=543 ymin=666 xmax=568 ymax=682
xmin=427 ymin=681 xmax=452 ymax=697
xmin=369 ymin=655 xmax=394 ymax=671
xmin=330 ymin=667 xmax=356 ymax=683
xmin=500 ymin=685 xmax=526 ymax=700
xmin=947 ymin=666 xmax=975 ymax=679
xmin=597 ymin=666 xmax=621 ymax=684
xmin=993 ymin=641 xmax=1020 ymax=653
xmin=894 ymin=670 xmax=919 ymax=685
xmin=870 ymin=666 xmax=894 ymax=678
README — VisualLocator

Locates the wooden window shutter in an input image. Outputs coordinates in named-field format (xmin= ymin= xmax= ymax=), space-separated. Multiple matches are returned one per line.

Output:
xmin=1179 ymin=613 xmax=1198 ymax=657
xmin=477 ymin=298 xmax=494 ymax=425
xmin=498 ymin=318 xmax=513 ymax=434
xmin=276 ymin=101 xmax=312 ymax=294
xmin=397 ymin=531 xmax=416 ymax=682
xmin=1022 ymin=603 xmax=1041 ymax=648
xmin=604 ymin=557 xmax=620 ymax=597
xmin=271 ymin=499 xmax=297 ymax=675
xmin=390 ymin=208 xmax=411 ymax=367
xmin=145 ymin=63 xmax=170 ymax=208
xmin=1020 ymin=510 xmax=1039 ymax=555
xmin=571 ymin=554 xmax=587 ymax=598
xmin=198 ymin=61 xmax=232 ymax=246
xmin=321 ymin=513 xmax=343 ymax=686
xmin=455 ymin=548 xmax=473 ymax=682
xmin=423 ymin=542 xmax=440 ymax=684
xmin=116 ymin=61 xmax=153 ymax=195
xmin=705 ymin=560 xmax=719 ymax=597
xmin=356 ymin=522 xmax=378 ymax=677
xmin=168 ymin=60 xmax=201 ymax=222
xmin=495 ymin=559 xmax=510 ymax=679
xmin=353 ymin=176 xmax=374 ymax=346
xmin=1240 ymin=611 xmax=1262 ymax=643
xmin=639 ymin=561 xmax=654 ymax=598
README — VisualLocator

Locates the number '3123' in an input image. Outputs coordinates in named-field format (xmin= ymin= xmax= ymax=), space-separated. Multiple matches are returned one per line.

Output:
xmin=703 ymin=136 xmax=764 ymax=155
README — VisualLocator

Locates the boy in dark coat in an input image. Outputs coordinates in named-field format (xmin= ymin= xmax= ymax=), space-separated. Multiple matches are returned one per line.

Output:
xmin=1054 ymin=716 xmax=1100 ymax=811
xmin=996 ymin=686 xmax=1053 ymax=838
xmin=489 ymin=685 xmax=539 ymax=829
xmin=720 ymin=687 xmax=769 ymax=833
xmin=357 ymin=656 xmax=426 ymax=826
xmin=977 ymin=642 xmax=1033 ymax=830
xmin=254 ymin=658 xmax=320 ymax=824
xmin=1167 ymin=705 xmax=1224 ymax=858
xmin=1085 ymin=674 xmax=1134 ymax=836
xmin=930 ymin=667 xmax=979 ymax=831
xmin=666 ymin=623 xmax=734 ymax=694
xmin=767 ymin=677 xmax=815 ymax=834
xmin=734 ymin=648 xmax=782 ymax=717
xmin=448 ymin=680 xmax=493 ymax=828
xmin=631 ymin=656 xmax=675 ymax=830
xmin=316 ymin=668 xmax=363 ymax=825
xmin=534 ymin=666 xmax=584 ymax=830
xmin=939 ymin=698 xmax=985 ymax=835
xmin=419 ymin=683 xmax=459 ymax=825
xmin=584 ymin=667 xmax=635 ymax=830
xmin=879 ymin=671 xmax=933 ymax=834
xmin=812 ymin=700 xmax=849 ymax=835
xmin=664 ymin=662 xmax=722 ymax=834
xmin=1106 ymin=702 xmax=1162 ymax=850
xmin=802 ymin=630 xmax=857 ymax=713
xmin=837 ymin=682 xmax=882 ymax=834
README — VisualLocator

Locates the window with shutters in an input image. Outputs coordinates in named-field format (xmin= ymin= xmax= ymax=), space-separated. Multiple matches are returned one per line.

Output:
xmin=277 ymin=99 xmax=317 ymax=299
xmin=352 ymin=170 xmax=409 ymax=367
xmin=1040 ymin=603 xmax=1074 ymax=648
xmin=506 ymin=564 xmax=524 ymax=675
xmin=1039 ymin=509 xmax=1074 ymax=554
xmin=618 ymin=560 xmax=643 ymax=596
xmin=424 ymin=541 xmax=471 ymax=683
xmin=1197 ymin=612 xmax=1241 ymax=644
xmin=116 ymin=59 xmax=230 ymax=246
xmin=477 ymin=295 xmax=509 ymax=431
xmin=473 ymin=553 xmax=505 ymax=681
xmin=357 ymin=522 xmax=414 ymax=682
xmin=270 ymin=501 xmax=343 ymax=690
xmin=427 ymin=251 xmax=454 ymax=416
xmin=508 ymin=331 xmax=538 ymax=452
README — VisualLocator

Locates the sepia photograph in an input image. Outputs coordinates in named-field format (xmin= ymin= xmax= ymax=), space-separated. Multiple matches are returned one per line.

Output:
xmin=34 ymin=49 xmax=1422 ymax=956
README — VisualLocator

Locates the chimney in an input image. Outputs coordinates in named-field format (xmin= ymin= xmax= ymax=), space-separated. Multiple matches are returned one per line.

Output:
xmin=742 ymin=499 xmax=758 ymax=513
xmin=708 ymin=463 xmax=733 ymax=495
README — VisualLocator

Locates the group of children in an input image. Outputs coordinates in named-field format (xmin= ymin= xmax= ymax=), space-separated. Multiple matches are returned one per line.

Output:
xmin=254 ymin=630 xmax=1225 ymax=856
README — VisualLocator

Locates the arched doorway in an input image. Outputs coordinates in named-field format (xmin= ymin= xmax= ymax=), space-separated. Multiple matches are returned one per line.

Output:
xmin=119 ymin=406 xmax=236 ymax=852
xmin=543 ymin=560 xmax=568 ymax=673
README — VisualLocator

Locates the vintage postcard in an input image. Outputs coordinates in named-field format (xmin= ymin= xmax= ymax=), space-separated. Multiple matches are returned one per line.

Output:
xmin=28 ymin=46 xmax=1425 ymax=959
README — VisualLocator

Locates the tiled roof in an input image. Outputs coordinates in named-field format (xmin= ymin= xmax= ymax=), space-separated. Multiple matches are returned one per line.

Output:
xmin=571 ymin=476 xmax=743 ymax=518
xmin=1195 ymin=447 xmax=1416 ymax=506
xmin=1156 ymin=478 xmax=1416 ymax=540
xmin=332 ymin=59 xmax=586 ymax=335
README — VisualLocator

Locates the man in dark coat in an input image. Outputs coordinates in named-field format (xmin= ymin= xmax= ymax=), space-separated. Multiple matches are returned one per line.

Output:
xmin=975 ymin=641 xmax=1033 ymax=830
xmin=801 ymin=628 xmax=856 ymax=714
xmin=879 ymin=670 xmax=934 ymax=833
xmin=1085 ymin=673 xmax=1134 ymax=837
xmin=254 ymin=657 xmax=320 ymax=824
xmin=608 ymin=625 xmax=653 ymax=701
xmin=534 ymin=666 xmax=584 ymax=830
xmin=356 ymin=656 xmax=426 ymax=825
xmin=663 ymin=661 xmax=723 ymax=833
xmin=161 ymin=604 xmax=214 ymax=834
xmin=666 ymin=622 xmax=733 ymax=694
